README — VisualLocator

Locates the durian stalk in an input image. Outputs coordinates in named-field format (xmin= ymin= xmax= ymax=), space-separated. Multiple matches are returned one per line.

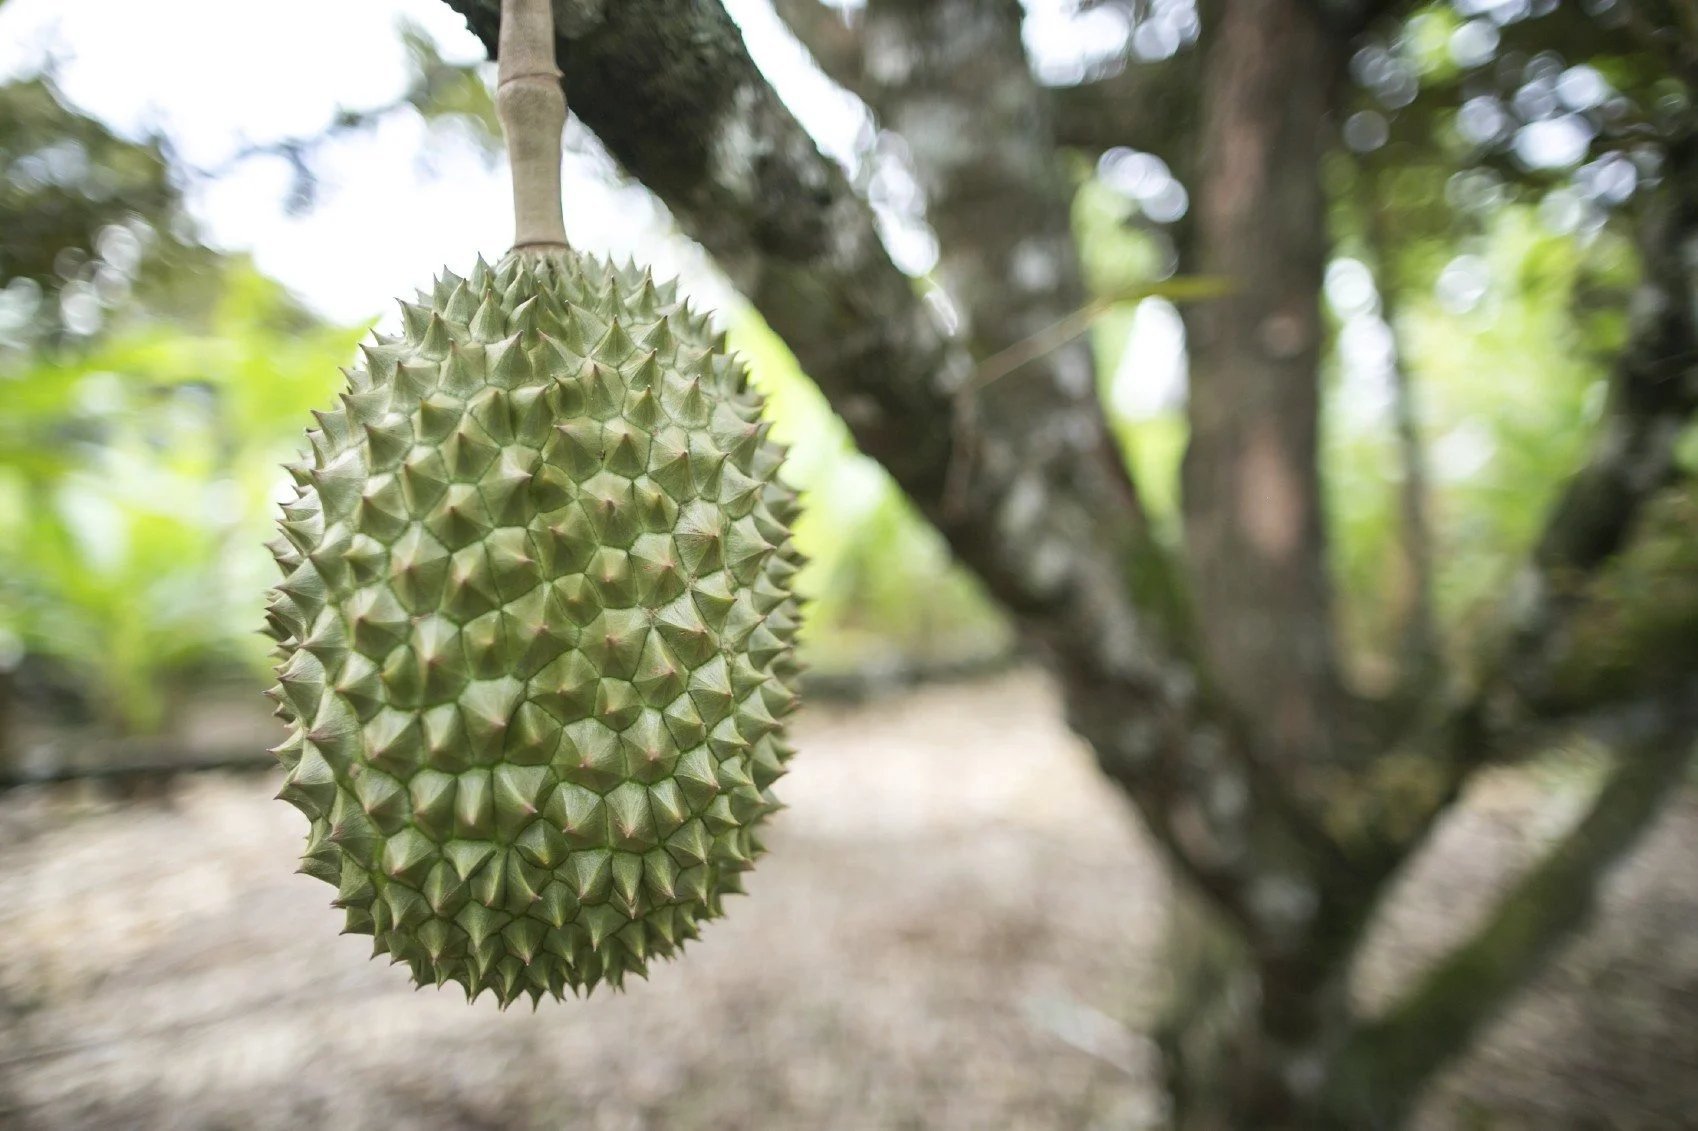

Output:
xmin=497 ymin=0 xmax=568 ymax=250
xmin=269 ymin=0 xmax=802 ymax=1006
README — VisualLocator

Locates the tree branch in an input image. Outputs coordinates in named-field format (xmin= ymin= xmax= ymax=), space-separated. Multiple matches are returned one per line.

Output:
xmin=437 ymin=0 xmax=1351 ymax=946
xmin=1503 ymin=131 xmax=1698 ymax=710
xmin=767 ymin=0 xmax=862 ymax=92
xmin=1322 ymin=712 xmax=1697 ymax=1126
xmin=1385 ymin=320 xmax=1439 ymax=684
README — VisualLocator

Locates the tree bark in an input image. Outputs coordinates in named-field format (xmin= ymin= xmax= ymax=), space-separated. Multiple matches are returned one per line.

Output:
xmin=764 ymin=3 xmax=1364 ymax=1125
xmin=1048 ymin=53 xmax=1200 ymax=169
xmin=1158 ymin=26 xmax=1365 ymax=1114
xmin=1181 ymin=0 xmax=1343 ymax=773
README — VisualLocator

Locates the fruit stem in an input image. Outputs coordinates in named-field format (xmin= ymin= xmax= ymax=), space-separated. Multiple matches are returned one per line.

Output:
xmin=497 ymin=0 xmax=568 ymax=251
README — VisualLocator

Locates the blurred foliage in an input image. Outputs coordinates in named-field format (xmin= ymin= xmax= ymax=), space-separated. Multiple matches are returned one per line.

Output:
xmin=0 ymin=78 xmax=177 ymax=293
xmin=395 ymin=21 xmax=502 ymax=151
xmin=0 ymin=263 xmax=360 ymax=731
xmin=0 ymin=74 xmax=356 ymax=731
xmin=1324 ymin=199 xmax=1637 ymax=680
xmin=1314 ymin=0 xmax=1671 ymax=684
xmin=0 ymin=76 xmax=232 ymax=352
xmin=261 ymin=22 xmax=503 ymax=212
xmin=1073 ymin=174 xmax=1190 ymax=540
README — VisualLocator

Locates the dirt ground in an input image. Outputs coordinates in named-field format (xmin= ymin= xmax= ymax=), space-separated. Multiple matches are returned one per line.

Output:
xmin=1 ymin=670 xmax=1695 ymax=1130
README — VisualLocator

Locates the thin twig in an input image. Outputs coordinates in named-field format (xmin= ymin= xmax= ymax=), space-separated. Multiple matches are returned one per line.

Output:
xmin=968 ymin=300 xmax=1109 ymax=391
xmin=967 ymin=275 xmax=1235 ymax=391
xmin=942 ymin=275 xmax=1233 ymax=517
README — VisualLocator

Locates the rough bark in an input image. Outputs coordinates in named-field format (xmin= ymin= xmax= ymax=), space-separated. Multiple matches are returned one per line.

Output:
xmin=1180 ymin=0 xmax=1344 ymax=772
xmin=1155 ymin=7 xmax=1698 ymax=1124
xmin=780 ymin=2 xmax=1364 ymax=1124
xmin=855 ymin=0 xmax=1089 ymax=378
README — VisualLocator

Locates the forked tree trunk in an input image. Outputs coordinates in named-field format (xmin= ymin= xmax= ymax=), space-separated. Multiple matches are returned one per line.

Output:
xmin=432 ymin=2 xmax=1698 ymax=1126
xmin=1160 ymin=2 xmax=1356 ymax=1124
xmin=1156 ymin=897 xmax=1358 ymax=1130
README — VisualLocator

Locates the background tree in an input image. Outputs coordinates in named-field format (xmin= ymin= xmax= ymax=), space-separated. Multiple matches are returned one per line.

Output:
xmin=418 ymin=0 xmax=1698 ymax=1125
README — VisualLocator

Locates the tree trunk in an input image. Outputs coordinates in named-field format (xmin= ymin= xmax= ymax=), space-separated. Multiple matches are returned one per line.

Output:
xmin=1157 ymin=898 xmax=1364 ymax=1130
xmin=432 ymin=4 xmax=1698 ymax=1126
xmin=1180 ymin=0 xmax=1343 ymax=773
xmin=1162 ymin=4 xmax=1359 ymax=1124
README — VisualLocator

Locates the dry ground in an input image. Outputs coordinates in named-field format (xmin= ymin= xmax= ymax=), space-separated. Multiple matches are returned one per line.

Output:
xmin=1 ymin=670 xmax=1695 ymax=1130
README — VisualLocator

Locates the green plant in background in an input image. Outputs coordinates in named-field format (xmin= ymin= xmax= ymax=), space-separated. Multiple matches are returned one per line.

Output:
xmin=0 ymin=261 xmax=362 ymax=731
xmin=0 ymin=72 xmax=366 ymax=733
xmin=1073 ymin=172 xmax=1197 ymax=539
xmin=1324 ymin=199 xmax=1638 ymax=681
xmin=1549 ymin=485 xmax=1698 ymax=709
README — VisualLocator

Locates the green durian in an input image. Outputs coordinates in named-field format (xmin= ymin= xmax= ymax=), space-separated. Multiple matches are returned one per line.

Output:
xmin=266 ymin=249 xmax=803 ymax=1007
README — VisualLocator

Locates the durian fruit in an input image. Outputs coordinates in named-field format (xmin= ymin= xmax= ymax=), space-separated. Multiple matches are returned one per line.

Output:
xmin=264 ymin=249 xmax=803 ymax=1006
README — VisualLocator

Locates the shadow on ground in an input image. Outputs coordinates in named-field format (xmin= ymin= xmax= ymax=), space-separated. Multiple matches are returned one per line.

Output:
xmin=2 ymin=671 xmax=1695 ymax=1129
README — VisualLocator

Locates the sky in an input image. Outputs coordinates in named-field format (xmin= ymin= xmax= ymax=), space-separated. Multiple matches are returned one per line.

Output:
xmin=0 ymin=0 xmax=1187 ymax=414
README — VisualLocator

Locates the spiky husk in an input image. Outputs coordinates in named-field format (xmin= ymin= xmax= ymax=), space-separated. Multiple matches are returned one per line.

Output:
xmin=265 ymin=250 xmax=802 ymax=1007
